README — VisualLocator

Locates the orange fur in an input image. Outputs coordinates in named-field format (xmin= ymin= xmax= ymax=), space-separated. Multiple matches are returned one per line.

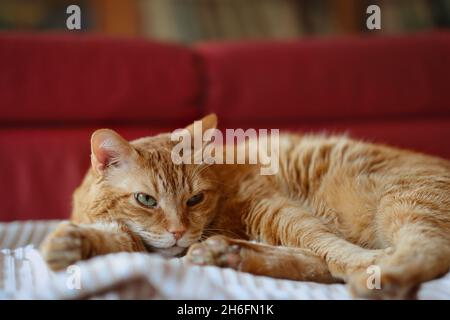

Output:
xmin=41 ymin=114 xmax=450 ymax=299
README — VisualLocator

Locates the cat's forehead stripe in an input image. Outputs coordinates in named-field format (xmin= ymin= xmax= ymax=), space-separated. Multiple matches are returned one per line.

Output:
xmin=137 ymin=144 xmax=199 ymax=195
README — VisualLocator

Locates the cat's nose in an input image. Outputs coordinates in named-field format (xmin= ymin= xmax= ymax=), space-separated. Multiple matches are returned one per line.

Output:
xmin=168 ymin=228 xmax=186 ymax=240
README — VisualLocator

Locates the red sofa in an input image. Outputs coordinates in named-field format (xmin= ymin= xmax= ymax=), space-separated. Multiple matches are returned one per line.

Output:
xmin=1 ymin=32 xmax=449 ymax=221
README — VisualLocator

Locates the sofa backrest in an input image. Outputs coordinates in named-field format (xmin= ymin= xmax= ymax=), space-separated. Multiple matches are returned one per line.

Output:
xmin=194 ymin=32 xmax=450 ymax=160
xmin=196 ymin=32 xmax=450 ymax=124
xmin=1 ymin=32 xmax=449 ymax=221
xmin=0 ymin=33 xmax=201 ymax=125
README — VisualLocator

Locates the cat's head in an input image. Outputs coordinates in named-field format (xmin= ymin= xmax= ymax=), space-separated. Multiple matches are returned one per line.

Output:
xmin=84 ymin=114 xmax=220 ymax=257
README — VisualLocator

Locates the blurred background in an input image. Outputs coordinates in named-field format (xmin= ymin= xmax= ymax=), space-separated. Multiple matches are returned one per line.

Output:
xmin=1 ymin=0 xmax=450 ymax=41
xmin=1 ymin=1 xmax=450 ymax=222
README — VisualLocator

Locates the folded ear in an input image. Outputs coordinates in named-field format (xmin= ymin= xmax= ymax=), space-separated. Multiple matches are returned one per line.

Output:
xmin=185 ymin=113 xmax=217 ymax=137
xmin=90 ymin=129 xmax=135 ymax=176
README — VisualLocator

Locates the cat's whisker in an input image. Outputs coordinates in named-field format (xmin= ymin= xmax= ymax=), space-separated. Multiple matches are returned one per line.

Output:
xmin=201 ymin=228 xmax=242 ymax=239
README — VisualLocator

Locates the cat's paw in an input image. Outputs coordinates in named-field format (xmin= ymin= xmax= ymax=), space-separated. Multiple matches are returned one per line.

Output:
xmin=348 ymin=270 xmax=419 ymax=300
xmin=40 ymin=222 xmax=90 ymax=271
xmin=186 ymin=236 xmax=242 ymax=269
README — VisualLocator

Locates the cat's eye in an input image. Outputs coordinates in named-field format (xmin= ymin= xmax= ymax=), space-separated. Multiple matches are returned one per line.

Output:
xmin=134 ymin=193 xmax=157 ymax=208
xmin=186 ymin=193 xmax=204 ymax=207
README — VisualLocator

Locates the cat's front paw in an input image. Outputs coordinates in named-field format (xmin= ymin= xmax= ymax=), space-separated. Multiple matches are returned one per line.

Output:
xmin=40 ymin=222 xmax=91 ymax=271
xmin=186 ymin=236 xmax=242 ymax=269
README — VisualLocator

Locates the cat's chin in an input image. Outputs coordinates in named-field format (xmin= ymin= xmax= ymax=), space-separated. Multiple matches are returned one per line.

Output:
xmin=154 ymin=246 xmax=187 ymax=258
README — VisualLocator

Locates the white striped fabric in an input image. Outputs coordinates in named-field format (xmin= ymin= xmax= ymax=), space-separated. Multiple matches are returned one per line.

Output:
xmin=0 ymin=220 xmax=449 ymax=300
xmin=0 ymin=220 xmax=60 ymax=249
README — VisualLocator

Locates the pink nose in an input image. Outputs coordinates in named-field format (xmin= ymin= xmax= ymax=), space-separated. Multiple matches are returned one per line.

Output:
xmin=168 ymin=228 xmax=186 ymax=240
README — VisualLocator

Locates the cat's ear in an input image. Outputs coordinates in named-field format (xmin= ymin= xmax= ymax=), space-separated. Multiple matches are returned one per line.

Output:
xmin=185 ymin=113 xmax=217 ymax=137
xmin=90 ymin=129 xmax=135 ymax=176
xmin=181 ymin=114 xmax=219 ymax=163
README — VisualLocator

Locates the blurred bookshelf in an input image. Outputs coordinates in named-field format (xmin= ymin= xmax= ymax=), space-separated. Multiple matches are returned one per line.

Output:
xmin=1 ymin=0 xmax=449 ymax=43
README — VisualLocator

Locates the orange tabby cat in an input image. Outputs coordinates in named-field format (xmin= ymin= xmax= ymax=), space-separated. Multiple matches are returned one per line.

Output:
xmin=40 ymin=114 xmax=450 ymax=299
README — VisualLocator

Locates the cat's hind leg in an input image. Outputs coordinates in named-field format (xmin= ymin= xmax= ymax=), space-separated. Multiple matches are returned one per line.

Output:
xmin=186 ymin=235 xmax=338 ymax=283
xmin=248 ymin=199 xmax=448 ymax=299
xmin=349 ymin=211 xmax=450 ymax=299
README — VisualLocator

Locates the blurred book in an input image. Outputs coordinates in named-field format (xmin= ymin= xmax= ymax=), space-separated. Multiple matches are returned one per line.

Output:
xmin=0 ymin=0 xmax=94 ymax=31
xmin=1 ymin=0 xmax=449 ymax=42
xmin=138 ymin=0 xmax=304 ymax=42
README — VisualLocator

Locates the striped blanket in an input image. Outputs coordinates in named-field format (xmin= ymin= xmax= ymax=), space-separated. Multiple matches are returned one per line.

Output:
xmin=1 ymin=220 xmax=449 ymax=299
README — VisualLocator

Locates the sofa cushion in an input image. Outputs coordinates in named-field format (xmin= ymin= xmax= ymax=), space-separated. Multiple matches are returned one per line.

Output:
xmin=196 ymin=32 xmax=450 ymax=124
xmin=0 ymin=33 xmax=201 ymax=124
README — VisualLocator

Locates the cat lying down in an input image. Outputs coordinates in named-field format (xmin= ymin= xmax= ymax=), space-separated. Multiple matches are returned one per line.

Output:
xmin=40 ymin=114 xmax=450 ymax=299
